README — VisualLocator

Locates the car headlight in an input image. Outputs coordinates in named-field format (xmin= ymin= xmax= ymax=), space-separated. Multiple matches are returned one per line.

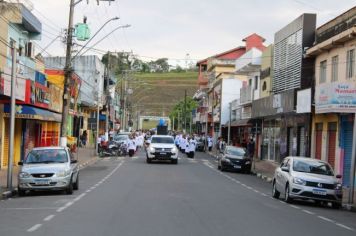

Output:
xmin=149 ymin=147 xmax=155 ymax=152
xmin=56 ymin=170 xmax=71 ymax=177
xmin=245 ymin=161 xmax=251 ymax=165
xmin=335 ymin=183 xmax=342 ymax=190
xmin=293 ymin=177 xmax=306 ymax=185
xmin=222 ymin=157 xmax=231 ymax=162
xmin=171 ymin=147 xmax=178 ymax=153
xmin=19 ymin=172 xmax=31 ymax=178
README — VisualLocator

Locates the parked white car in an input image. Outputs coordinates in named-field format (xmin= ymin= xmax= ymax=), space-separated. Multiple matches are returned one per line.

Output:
xmin=18 ymin=147 xmax=79 ymax=196
xmin=146 ymin=135 xmax=178 ymax=164
xmin=272 ymin=156 xmax=343 ymax=208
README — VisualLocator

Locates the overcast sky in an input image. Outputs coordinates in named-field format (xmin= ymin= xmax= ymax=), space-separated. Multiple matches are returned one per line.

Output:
xmin=30 ymin=0 xmax=355 ymax=65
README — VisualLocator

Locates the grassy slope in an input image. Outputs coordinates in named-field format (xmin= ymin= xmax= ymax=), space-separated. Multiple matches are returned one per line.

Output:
xmin=129 ymin=72 xmax=198 ymax=117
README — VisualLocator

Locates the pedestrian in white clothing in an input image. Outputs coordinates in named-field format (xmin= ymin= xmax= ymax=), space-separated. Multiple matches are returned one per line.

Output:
xmin=187 ymin=137 xmax=197 ymax=158
xmin=127 ymin=136 xmax=136 ymax=157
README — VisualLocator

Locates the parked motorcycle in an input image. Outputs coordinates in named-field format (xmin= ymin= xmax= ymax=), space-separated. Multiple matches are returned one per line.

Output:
xmin=99 ymin=141 xmax=120 ymax=157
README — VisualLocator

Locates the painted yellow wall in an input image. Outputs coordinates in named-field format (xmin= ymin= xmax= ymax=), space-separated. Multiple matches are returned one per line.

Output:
xmin=260 ymin=45 xmax=273 ymax=98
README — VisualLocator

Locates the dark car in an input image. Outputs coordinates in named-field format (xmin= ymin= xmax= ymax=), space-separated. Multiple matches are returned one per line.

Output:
xmin=195 ymin=137 xmax=205 ymax=152
xmin=218 ymin=146 xmax=251 ymax=173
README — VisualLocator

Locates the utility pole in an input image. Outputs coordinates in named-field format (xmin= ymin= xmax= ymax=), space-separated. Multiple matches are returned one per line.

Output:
xmin=228 ymin=102 xmax=231 ymax=145
xmin=60 ymin=0 xmax=76 ymax=147
xmin=7 ymin=40 xmax=16 ymax=190
xmin=177 ymin=111 xmax=180 ymax=131
xmin=105 ymin=51 xmax=110 ymax=140
xmin=184 ymin=89 xmax=187 ymax=133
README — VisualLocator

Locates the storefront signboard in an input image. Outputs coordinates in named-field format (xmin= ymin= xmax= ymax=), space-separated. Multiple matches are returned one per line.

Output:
xmin=315 ymin=82 xmax=356 ymax=113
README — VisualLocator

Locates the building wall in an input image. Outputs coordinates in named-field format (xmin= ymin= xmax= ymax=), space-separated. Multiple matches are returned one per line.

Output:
xmin=44 ymin=55 xmax=105 ymax=106
xmin=314 ymin=39 xmax=356 ymax=85
xmin=311 ymin=114 xmax=341 ymax=172
xmin=260 ymin=45 xmax=273 ymax=98
xmin=220 ymin=78 xmax=244 ymax=125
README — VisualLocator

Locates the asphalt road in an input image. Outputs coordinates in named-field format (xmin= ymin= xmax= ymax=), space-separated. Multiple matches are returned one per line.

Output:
xmin=0 ymin=149 xmax=355 ymax=236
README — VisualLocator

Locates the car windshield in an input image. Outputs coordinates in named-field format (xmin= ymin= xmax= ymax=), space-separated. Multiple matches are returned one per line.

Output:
xmin=293 ymin=160 xmax=334 ymax=176
xmin=225 ymin=147 xmax=247 ymax=156
xmin=25 ymin=149 xmax=68 ymax=164
xmin=114 ymin=135 xmax=128 ymax=141
xmin=151 ymin=137 xmax=174 ymax=144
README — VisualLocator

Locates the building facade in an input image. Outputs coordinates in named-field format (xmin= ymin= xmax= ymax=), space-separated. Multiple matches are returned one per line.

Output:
xmin=306 ymin=7 xmax=356 ymax=186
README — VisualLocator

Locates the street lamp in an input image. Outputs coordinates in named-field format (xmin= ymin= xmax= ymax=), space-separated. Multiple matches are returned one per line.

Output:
xmin=72 ymin=16 xmax=119 ymax=59
xmin=80 ymin=24 xmax=131 ymax=56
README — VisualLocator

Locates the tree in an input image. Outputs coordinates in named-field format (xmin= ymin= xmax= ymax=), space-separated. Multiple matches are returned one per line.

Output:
xmin=169 ymin=96 xmax=198 ymax=131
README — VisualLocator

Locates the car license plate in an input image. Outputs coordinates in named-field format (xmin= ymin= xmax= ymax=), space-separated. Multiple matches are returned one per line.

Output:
xmin=35 ymin=179 xmax=50 ymax=185
xmin=159 ymin=152 xmax=166 ymax=155
xmin=233 ymin=165 xmax=241 ymax=169
xmin=312 ymin=189 xmax=327 ymax=195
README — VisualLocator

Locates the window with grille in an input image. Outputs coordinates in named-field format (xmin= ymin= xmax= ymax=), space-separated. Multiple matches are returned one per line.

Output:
xmin=331 ymin=56 xmax=338 ymax=82
xmin=346 ymin=49 xmax=355 ymax=79
xmin=319 ymin=60 xmax=327 ymax=84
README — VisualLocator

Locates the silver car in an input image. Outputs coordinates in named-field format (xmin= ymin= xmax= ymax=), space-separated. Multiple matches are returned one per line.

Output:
xmin=18 ymin=147 xmax=79 ymax=196
xmin=272 ymin=157 xmax=343 ymax=208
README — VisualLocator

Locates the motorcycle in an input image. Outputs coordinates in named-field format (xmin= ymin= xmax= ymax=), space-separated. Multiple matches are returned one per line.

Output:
xmin=117 ymin=143 xmax=128 ymax=156
xmin=99 ymin=141 xmax=120 ymax=157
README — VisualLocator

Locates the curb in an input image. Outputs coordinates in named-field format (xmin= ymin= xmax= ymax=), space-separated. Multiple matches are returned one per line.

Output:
xmin=1 ymin=188 xmax=17 ymax=199
xmin=78 ymin=156 xmax=98 ymax=170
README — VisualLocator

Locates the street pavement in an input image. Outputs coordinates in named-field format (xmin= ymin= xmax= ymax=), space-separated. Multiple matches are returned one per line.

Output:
xmin=0 ymin=149 xmax=355 ymax=236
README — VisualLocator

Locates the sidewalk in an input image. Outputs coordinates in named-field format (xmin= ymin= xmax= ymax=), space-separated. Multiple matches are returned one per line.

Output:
xmin=0 ymin=147 xmax=98 ymax=198
xmin=251 ymin=159 xmax=279 ymax=182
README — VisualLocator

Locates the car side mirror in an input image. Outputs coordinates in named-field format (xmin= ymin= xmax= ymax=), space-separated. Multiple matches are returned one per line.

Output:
xmin=336 ymin=174 xmax=342 ymax=179
xmin=281 ymin=166 xmax=289 ymax=172
xmin=18 ymin=161 xmax=23 ymax=166
xmin=71 ymin=160 xmax=78 ymax=164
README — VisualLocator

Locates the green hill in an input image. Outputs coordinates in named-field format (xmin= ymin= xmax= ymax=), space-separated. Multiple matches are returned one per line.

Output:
xmin=126 ymin=72 xmax=198 ymax=117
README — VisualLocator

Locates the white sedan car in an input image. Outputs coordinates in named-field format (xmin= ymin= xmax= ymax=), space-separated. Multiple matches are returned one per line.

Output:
xmin=272 ymin=157 xmax=343 ymax=208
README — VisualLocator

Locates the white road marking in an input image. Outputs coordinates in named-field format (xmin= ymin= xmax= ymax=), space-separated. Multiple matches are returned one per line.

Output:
xmin=335 ymin=223 xmax=354 ymax=231
xmin=302 ymin=210 xmax=315 ymax=215
xmin=318 ymin=216 xmax=334 ymax=223
xmin=43 ymin=215 xmax=55 ymax=222
xmin=27 ymin=224 xmax=42 ymax=232
xmin=289 ymin=205 xmax=300 ymax=209
xmin=73 ymin=193 xmax=86 ymax=202
xmin=261 ymin=193 xmax=268 ymax=197
xmin=56 ymin=207 xmax=66 ymax=212
xmin=254 ymin=189 xmax=260 ymax=193
xmin=4 ymin=207 xmax=58 ymax=210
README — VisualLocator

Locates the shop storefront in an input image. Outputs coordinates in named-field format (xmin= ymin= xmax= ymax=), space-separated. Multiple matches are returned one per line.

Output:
xmin=0 ymin=104 xmax=61 ymax=168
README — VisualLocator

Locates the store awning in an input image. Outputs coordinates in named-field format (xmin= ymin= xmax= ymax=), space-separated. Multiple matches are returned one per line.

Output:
xmin=225 ymin=118 xmax=252 ymax=127
xmin=4 ymin=105 xmax=62 ymax=122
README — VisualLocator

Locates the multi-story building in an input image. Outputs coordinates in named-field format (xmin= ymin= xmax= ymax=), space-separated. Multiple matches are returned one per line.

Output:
xmin=306 ymin=7 xmax=356 ymax=186
xmin=0 ymin=2 xmax=66 ymax=168
xmin=45 ymin=56 xmax=106 ymax=146
xmin=193 ymin=34 xmax=267 ymax=142
xmin=251 ymin=14 xmax=316 ymax=162
xmin=234 ymin=35 xmax=266 ymax=148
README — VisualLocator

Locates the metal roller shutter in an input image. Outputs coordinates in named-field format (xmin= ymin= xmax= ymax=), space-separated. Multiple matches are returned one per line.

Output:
xmin=342 ymin=121 xmax=353 ymax=186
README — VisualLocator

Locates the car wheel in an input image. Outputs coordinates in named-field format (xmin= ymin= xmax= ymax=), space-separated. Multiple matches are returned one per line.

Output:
xmin=18 ymin=188 xmax=26 ymax=197
xmin=146 ymin=157 xmax=151 ymax=164
xmin=272 ymin=181 xmax=280 ymax=199
xmin=331 ymin=202 xmax=342 ymax=209
xmin=172 ymin=159 xmax=178 ymax=164
xmin=73 ymin=174 xmax=79 ymax=190
xmin=66 ymin=177 xmax=74 ymax=195
xmin=284 ymin=184 xmax=293 ymax=203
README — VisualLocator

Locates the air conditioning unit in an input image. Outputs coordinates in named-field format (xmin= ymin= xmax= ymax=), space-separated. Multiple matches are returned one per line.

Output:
xmin=25 ymin=42 xmax=35 ymax=59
